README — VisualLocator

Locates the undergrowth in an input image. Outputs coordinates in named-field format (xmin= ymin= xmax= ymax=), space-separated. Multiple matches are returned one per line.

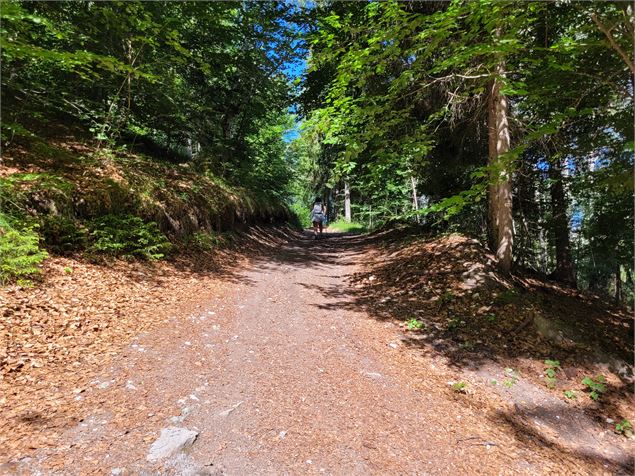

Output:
xmin=328 ymin=219 xmax=367 ymax=233
xmin=87 ymin=214 xmax=172 ymax=260
xmin=0 ymin=214 xmax=48 ymax=284
xmin=1 ymin=137 xmax=290 ymax=283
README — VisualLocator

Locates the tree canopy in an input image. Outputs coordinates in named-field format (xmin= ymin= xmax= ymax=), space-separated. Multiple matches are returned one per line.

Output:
xmin=2 ymin=0 xmax=633 ymax=303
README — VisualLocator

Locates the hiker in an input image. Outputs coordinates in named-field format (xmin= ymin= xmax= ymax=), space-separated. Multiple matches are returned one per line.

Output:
xmin=311 ymin=197 xmax=326 ymax=238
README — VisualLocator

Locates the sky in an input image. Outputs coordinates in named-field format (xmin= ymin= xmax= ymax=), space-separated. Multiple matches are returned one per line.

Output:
xmin=283 ymin=58 xmax=306 ymax=142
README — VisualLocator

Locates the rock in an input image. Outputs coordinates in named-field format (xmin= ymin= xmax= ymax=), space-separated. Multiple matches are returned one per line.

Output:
xmin=218 ymin=401 xmax=243 ymax=417
xmin=363 ymin=371 xmax=383 ymax=380
xmin=146 ymin=427 xmax=198 ymax=462
xmin=170 ymin=407 xmax=192 ymax=424
xmin=111 ymin=469 xmax=123 ymax=475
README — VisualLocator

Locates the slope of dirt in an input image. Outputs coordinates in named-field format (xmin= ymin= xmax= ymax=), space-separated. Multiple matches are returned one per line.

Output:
xmin=2 ymin=124 xmax=289 ymax=247
xmin=348 ymin=230 xmax=634 ymax=470
xmin=1 ymin=229 xmax=633 ymax=474
xmin=0 ymin=227 xmax=296 ymax=464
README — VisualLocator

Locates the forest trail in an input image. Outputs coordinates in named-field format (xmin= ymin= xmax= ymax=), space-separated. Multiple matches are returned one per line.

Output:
xmin=8 ymin=231 xmax=632 ymax=475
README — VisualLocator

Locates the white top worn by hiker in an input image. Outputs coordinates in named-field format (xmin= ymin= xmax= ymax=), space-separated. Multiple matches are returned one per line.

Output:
xmin=311 ymin=202 xmax=324 ymax=223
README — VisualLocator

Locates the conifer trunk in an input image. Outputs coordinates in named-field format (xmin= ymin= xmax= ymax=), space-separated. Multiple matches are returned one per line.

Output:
xmin=549 ymin=156 xmax=576 ymax=285
xmin=487 ymin=62 xmax=514 ymax=274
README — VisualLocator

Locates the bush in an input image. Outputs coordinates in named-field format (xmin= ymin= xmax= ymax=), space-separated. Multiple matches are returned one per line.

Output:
xmin=288 ymin=201 xmax=312 ymax=229
xmin=40 ymin=215 xmax=88 ymax=253
xmin=87 ymin=214 xmax=171 ymax=260
xmin=185 ymin=231 xmax=222 ymax=252
xmin=0 ymin=218 xmax=48 ymax=284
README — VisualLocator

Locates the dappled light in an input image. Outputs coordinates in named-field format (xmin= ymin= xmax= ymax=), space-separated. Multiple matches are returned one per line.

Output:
xmin=1 ymin=0 xmax=633 ymax=473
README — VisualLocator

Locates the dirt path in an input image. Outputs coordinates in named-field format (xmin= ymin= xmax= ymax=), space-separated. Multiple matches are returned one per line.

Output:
xmin=10 ymin=232 xmax=632 ymax=475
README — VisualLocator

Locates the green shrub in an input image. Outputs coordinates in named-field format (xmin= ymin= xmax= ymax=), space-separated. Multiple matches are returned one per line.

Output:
xmin=406 ymin=318 xmax=425 ymax=330
xmin=615 ymin=419 xmax=633 ymax=437
xmin=451 ymin=381 xmax=468 ymax=393
xmin=40 ymin=215 xmax=88 ymax=252
xmin=87 ymin=214 xmax=171 ymax=260
xmin=544 ymin=359 xmax=561 ymax=389
xmin=0 ymin=219 xmax=48 ymax=284
xmin=186 ymin=231 xmax=222 ymax=252
xmin=288 ymin=201 xmax=312 ymax=229
xmin=582 ymin=375 xmax=606 ymax=401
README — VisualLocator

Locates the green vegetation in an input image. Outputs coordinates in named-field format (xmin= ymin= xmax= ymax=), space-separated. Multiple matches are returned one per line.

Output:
xmin=503 ymin=368 xmax=519 ymax=388
xmin=615 ymin=419 xmax=633 ymax=438
xmin=296 ymin=1 xmax=633 ymax=302
xmin=1 ymin=0 xmax=632 ymax=306
xmin=582 ymin=375 xmax=607 ymax=401
xmin=185 ymin=231 xmax=223 ymax=253
xmin=328 ymin=219 xmax=366 ymax=234
xmin=0 ymin=216 xmax=48 ymax=285
xmin=439 ymin=291 xmax=456 ymax=306
xmin=451 ymin=381 xmax=468 ymax=393
xmin=405 ymin=318 xmax=424 ymax=331
xmin=544 ymin=360 xmax=561 ymax=389
xmin=87 ymin=215 xmax=171 ymax=261
xmin=563 ymin=390 xmax=577 ymax=400
xmin=495 ymin=289 xmax=521 ymax=306
xmin=1 ymin=1 xmax=301 ymax=282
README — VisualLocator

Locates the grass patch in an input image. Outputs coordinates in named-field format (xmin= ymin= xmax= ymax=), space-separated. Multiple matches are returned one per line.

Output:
xmin=328 ymin=219 xmax=367 ymax=233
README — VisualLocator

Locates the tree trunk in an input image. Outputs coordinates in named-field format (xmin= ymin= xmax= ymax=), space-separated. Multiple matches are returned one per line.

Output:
xmin=549 ymin=156 xmax=576 ymax=285
xmin=487 ymin=61 xmax=514 ymax=274
xmin=411 ymin=176 xmax=420 ymax=223
xmin=615 ymin=264 xmax=622 ymax=304
xmin=344 ymin=181 xmax=351 ymax=223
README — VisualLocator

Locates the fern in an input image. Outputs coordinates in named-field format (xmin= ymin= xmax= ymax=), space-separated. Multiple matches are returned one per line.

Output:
xmin=0 ymin=217 xmax=48 ymax=284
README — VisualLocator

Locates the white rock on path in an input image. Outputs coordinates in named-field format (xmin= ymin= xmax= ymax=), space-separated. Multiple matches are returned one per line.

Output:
xmin=146 ymin=427 xmax=198 ymax=462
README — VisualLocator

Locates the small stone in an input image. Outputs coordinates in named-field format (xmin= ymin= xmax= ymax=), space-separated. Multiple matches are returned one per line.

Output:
xmin=146 ymin=427 xmax=198 ymax=462
xmin=606 ymin=418 xmax=615 ymax=424
xmin=111 ymin=469 xmax=123 ymax=475
xmin=364 ymin=372 xmax=382 ymax=380
xmin=170 ymin=407 xmax=192 ymax=424
xmin=279 ymin=431 xmax=287 ymax=439
xmin=218 ymin=401 xmax=243 ymax=417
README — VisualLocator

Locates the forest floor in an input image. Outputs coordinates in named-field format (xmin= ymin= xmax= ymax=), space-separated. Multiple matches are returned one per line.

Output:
xmin=1 ymin=228 xmax=633 ymax=475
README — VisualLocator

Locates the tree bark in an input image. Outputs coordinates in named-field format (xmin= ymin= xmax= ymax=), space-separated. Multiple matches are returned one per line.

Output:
xmin=344 ymin=181 xmax=351 ymax=223
xmin=615 ymin=264 xmax=622 ymax=304
xmin=548 ymin=156 xmax=576 ymax=285
xmin=411 ymin=176 xmax=420 ymax=223
xmin=487 ymin=61 xmax=514 ymax=274
xmin=590 ymin=12 xmax=635 ymax=76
